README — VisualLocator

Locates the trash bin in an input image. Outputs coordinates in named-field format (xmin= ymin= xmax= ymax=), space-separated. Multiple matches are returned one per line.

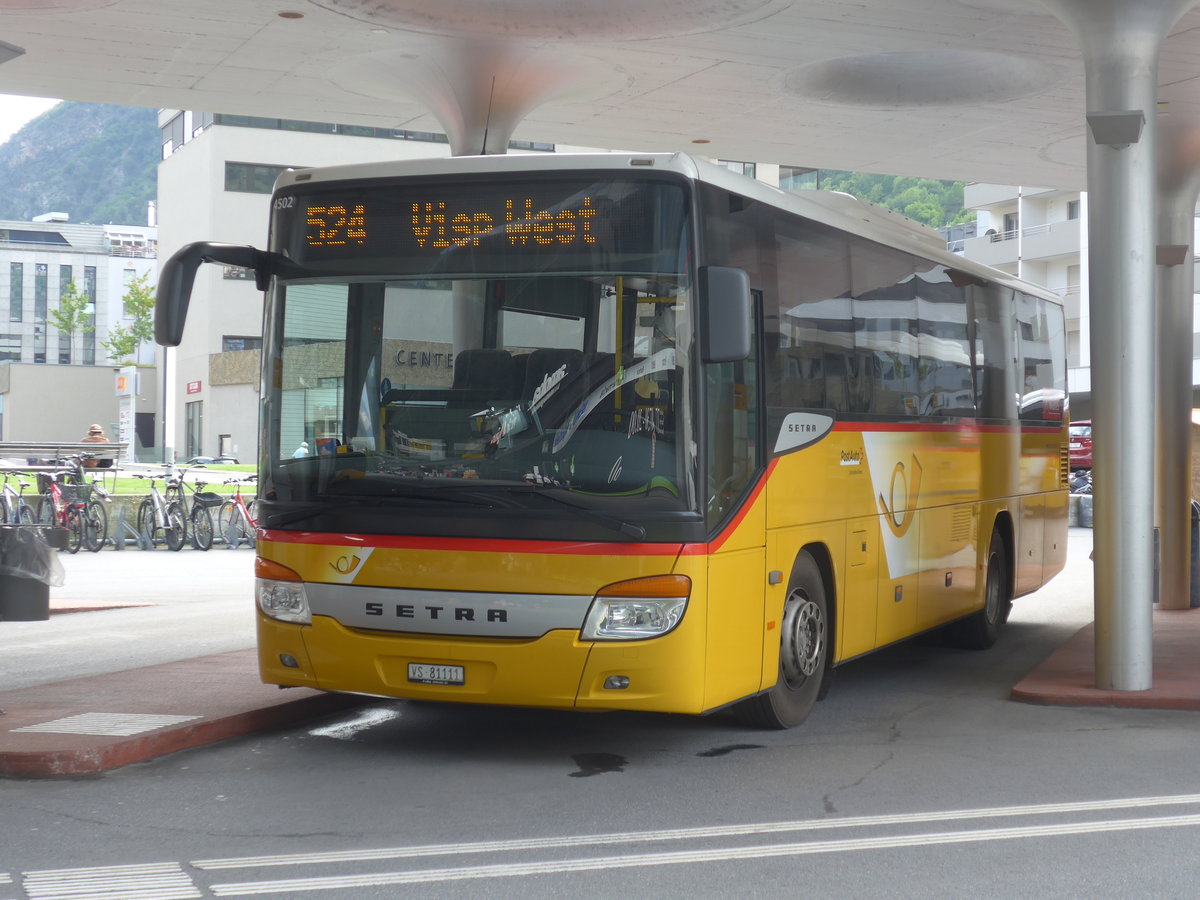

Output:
xmin=0 ymin=525 xmax=64 ymax=621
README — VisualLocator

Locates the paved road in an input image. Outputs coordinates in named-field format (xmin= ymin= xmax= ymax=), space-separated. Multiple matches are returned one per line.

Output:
xmin=8 ymin=528 xmax=1200 ymax=898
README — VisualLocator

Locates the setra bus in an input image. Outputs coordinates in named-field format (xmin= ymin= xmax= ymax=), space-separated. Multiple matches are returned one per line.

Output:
xmin=156 ymin=152 xmax=1068 ymax=728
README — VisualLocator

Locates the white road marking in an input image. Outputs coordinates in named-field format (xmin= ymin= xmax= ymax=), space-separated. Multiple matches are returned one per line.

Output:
xmin=21 ymin=862 xmax=200 ymax=900
xmin=13 ymin=713 xmax=201 ymax=737
xmin=19 ymin=793 xmax=1200 ymax=899
xmin=193 ymin=791 xmax=1200 ymax=870
xmin=306 ymin=707 xmax=400 ymax=740
xmin=205 ymin=812 xmax=1200 ymax=895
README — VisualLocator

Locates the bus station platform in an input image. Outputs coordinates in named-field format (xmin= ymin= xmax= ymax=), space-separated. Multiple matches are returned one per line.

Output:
xmin=0 ymin=648 xmax=366 ymax=778
xmin=1011 ymin=609 xmax=1200 ymax=710
xmin=1 ymin=581 xmax=1198 ymax=779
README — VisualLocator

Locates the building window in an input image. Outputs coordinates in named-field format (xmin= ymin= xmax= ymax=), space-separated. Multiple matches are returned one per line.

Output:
xmin=508 ymin=140 xmax=554 ymax=152
xmin=192 ymin=111 xmax=214 ymax=137
xmin=186 ymin=400 xmax=203 ymax=459
xmin=718 ymin=160 xmax=757 ymax=178
xmin=280 ymin=119 xmax=336 ymax=134
xmin=58 ymin=263 xmax=73 ymax=361
xmin=120 ymin=269 xmax=137 ymax=316
xmin=34 ymin=263 xmax=47 ymax=322
xmin=109 ymin=233 xmax=155 ymax=258
xmin=0 ymin=332 xmax=19 ymax=361
xmin=1003 ymin=212 xmax=1020 ymax=240
xmin=779 ymin=166 xmax=819 ymax=191
xmin=33 ymin=264 xmax=47 ymax=364
xmin=224 ymin=162 xmax=294 ymax=194
xmin=223 ymin=335 xmax=263 ymax=352
xmin=83 ymin=266 xmax=96 ymax=365
xmin=1067 ymin=199 xmax=1080 ymax=220
xmin=161 ymin=112 xmax=185 ymax=159
xmin=9 ymin=262 xmax=21 ymax=322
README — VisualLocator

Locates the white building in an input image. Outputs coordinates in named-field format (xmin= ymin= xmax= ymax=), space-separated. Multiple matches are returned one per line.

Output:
xmin=0 ymin=214 xmax=158 ymax=446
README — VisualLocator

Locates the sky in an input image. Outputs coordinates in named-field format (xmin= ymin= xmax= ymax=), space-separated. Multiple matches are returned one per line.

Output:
xmin=0 ymin=93 xmax=61 ymax=144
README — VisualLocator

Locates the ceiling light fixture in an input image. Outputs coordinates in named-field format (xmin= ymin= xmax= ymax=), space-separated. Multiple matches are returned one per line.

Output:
xmin=278 ymin=11 xmax=305 ymax=19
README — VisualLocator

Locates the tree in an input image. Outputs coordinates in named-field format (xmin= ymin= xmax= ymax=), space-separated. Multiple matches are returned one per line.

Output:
xmin=814 ymin=170 xmax=975 ymax=229
xmin=48 ymin=281 xmax=93 ymax=365
xmin=101 ymin=272 xmax=156 ymax=364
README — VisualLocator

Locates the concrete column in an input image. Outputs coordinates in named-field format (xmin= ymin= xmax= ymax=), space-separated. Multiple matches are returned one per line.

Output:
xmin=1155 ymin=122 xmax=1200 ymax=609
xmin=1037 ymin=0 xmax=1197 ymax=690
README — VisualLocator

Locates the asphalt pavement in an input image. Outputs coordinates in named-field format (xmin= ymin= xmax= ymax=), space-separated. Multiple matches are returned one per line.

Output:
xmin=2 ymin=527 xmax=1198 ymax=779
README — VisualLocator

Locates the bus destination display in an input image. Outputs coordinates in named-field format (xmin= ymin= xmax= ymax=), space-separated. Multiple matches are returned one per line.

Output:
xmin=272 ymin=178 xmax=686 ymax=274
xmin=306 ymin=197 xmax=600 ymax=250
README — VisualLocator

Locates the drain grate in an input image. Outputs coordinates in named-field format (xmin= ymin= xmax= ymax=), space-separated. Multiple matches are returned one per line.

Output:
xmin=14 ymin=713 xmax=201 ymax=737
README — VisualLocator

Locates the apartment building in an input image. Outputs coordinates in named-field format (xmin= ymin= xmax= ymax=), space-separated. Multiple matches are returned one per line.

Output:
xmin=955 ymin=183 xmax=1200 ymax=422
xmin=0 ymin=215 xmax=158 ymax=447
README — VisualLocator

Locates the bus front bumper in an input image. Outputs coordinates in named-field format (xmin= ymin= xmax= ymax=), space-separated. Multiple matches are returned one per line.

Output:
xmin=257 ymin=613 xmax=709 ymax=714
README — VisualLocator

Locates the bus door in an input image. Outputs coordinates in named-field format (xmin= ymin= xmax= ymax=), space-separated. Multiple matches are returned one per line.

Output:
xmin=702 ymin=300 xmax=766 ymax=707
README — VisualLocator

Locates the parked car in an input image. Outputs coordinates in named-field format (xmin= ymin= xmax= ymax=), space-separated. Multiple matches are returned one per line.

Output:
xmin=1068 ymin=420 xmax=1092 ymax=469
xmin=186 ymin=455 xmax=240 ymax=465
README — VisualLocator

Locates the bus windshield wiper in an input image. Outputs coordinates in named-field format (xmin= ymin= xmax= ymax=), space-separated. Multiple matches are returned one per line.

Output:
xmin=261 ymin=487 xmax=506 ymax=529
xmin=487 ymin=486 xmax=647 ymax=540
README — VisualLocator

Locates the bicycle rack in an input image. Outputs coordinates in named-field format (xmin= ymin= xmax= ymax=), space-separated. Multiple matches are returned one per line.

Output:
xmin=110 ymin=504 xmax=152 ymax=551
xmin=223 ymin=520 xmax=247 ymax=549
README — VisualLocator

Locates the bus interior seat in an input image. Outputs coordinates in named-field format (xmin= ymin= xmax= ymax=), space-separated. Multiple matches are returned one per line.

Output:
xmin=451 ymin=348 xmax=515 ymax=404
xmin=521 ymin=348 xmax=585 ymax=430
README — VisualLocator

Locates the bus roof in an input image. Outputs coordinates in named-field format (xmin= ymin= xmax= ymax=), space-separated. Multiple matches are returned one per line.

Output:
xmin=274 ymin=152 xmax=1062 ymax=307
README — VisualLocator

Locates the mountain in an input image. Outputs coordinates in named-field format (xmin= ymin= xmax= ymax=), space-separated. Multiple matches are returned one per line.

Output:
xmin=0 ymin=101 xmax=158 ymax=226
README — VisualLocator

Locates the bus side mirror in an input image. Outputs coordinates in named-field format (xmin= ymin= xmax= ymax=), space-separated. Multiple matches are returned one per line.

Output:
xmin=699 ymin=266 xmax=752 ymax=363
xmin=156 ymin=242 xmax=271 ymax=347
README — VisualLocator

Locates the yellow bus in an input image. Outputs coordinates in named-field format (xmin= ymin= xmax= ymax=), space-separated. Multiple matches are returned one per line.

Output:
xmin=157 ymin=153 xmax=1068 ymax=728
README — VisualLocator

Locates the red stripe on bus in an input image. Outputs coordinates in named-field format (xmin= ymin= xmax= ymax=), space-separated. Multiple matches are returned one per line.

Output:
xmin=259 ymin=530 xmax=685 ymax=556
xmin=831 ymin=420 xmax=1063 ymax=435
xmin=679 ymin=459 xmax=776 ymax=556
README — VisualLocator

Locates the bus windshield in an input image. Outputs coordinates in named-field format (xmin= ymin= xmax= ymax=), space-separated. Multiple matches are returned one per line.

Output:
xmin=259 ymin=174 xmax=701 ymax=541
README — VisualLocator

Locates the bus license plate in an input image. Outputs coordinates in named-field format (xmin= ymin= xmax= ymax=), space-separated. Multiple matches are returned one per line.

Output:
xmin=408 ymin=663 xmax=465 ymax=685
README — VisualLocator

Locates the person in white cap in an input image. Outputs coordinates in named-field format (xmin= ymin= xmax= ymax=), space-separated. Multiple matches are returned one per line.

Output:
xmin=292 ymin=441 xmax=309 ymax=458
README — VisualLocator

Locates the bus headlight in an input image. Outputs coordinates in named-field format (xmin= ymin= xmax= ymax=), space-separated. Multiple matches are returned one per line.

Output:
xmin=255 ymin=558 xmax=310 ymax=624
xmin=581 ymin=575 xmax=690 ymax=640
xmin=257 ymin=580 xmax=310 ymax=624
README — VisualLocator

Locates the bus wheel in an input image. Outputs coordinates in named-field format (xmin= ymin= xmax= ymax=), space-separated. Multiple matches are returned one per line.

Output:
xmin=951 ymin=529 xmax=1009 ymax=650
xmin=736 ymin=551 xmax=828 ymax=729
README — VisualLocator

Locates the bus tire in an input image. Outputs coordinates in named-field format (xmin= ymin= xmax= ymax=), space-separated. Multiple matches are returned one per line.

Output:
xmin=736 ymin=550 xmax=828 ymax=729
xmin=951 ymin=529 xmax=1009 ymax=650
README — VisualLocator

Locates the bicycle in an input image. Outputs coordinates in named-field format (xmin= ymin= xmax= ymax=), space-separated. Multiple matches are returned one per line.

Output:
xmin=32 ymin=456 xmax=107 ymax=552
xmin=217 ymin=475 xmax=258 ymax=547
xmin=34 ymin=468 xmax=91 ymax=554
xmin=164 ymin=464 xmax=222 ymax=551
xmin=42 ymin=455 xmax=110 ymax=552
xmin=1 ymin=473 xmax=36 ymax=525
xmin=131 ymin=470 xmax=187 ymax=551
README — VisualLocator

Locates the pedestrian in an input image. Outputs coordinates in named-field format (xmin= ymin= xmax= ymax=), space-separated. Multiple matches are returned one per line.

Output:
xmin=292 ymin=441 xmax=309 ymax=458
xmin=80 ymin=423 xmax=109 ymax=468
